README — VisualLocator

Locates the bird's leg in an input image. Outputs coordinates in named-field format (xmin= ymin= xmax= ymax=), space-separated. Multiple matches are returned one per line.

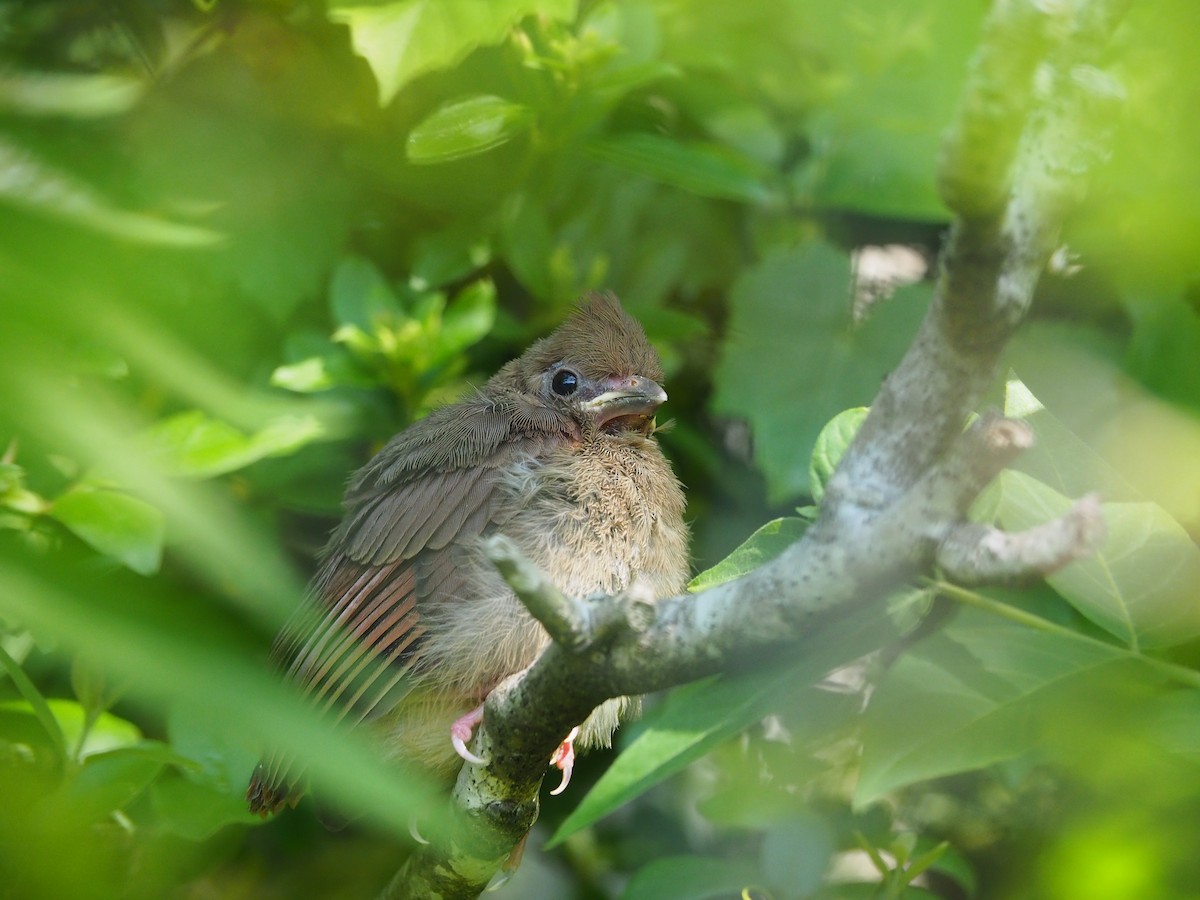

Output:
xmin=548 ymin=725 xmax=580 ymax=795
xmin=451 ymin=704 xmax=488 ymax=764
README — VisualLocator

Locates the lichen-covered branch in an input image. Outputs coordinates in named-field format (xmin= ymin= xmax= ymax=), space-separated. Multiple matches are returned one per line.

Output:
xmin=381 ymin=2 xmax=1127 ymax=897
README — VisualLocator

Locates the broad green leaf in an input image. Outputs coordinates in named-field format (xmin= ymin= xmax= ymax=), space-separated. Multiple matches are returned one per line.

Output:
xmin=438 ymin=279 xmax=497 ymax=356
xmin=688 ymin=517 xmax=807 ymax=592
xmin=331 ymin=256 xmax=404 ymax=329
xmin=0 ymin=645 xmax=66 ymax=761
xmin=713 ymin=241 xmax=929 ymax=501
xmin=49 ymin=741 xmax=195 ymax=823
xmin=331 ymin=0 xmax=578 ymax=105
xmin=151 ymin=770 xmax=260 ymax=839
xmin=141 ymin=410 xmax=323 ymax=479
xmin=50 ymin=488 xmax=164 ymax=575
xmin=996 ymin=470 xmax=1200 ymax=649
xmin=809 ymin=407 xmax=869 ymax=505
xmin=856 ymin=612 xmax=1128 ymax=805
xmin=587 ymin=133 xmax=771 ymax=203
xmin=409 ymin=227 xmax=492 ymax=290
xmin=621 ymin=855 xmax=759 ymax=900
xmin=406 ymin=95 xmax=533 ymax=164
xmin=552 ymin=605 xmax=903 ymax=844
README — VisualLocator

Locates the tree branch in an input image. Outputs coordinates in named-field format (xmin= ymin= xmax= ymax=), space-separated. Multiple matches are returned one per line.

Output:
xmin=381 ymin=2 xmax=1128 ymax=896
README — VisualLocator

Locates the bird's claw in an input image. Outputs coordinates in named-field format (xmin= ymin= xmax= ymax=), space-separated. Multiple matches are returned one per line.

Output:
xmin=549 ymin=726 xmax=579 ymax=796
xmin=451 ymin=705 xmax=488 ymax=765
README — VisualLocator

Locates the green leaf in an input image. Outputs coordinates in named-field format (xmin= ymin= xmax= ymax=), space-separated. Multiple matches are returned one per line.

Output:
xmin=51 ymin=741 xmax=195 ymax=823
xmin=621 ymin=855 xmax=759 ymax=900
xmin=996 ymin=471 xmax=1200 ymax=649
xmin=331 ymin=0 xmax=578 ymax=105
xmin=713 ymin=241 xmax=929 ymax=501
xmin=50 ymin=488 xmax=164 ymax=575
xmin=760 ymin=814 xmax=836 ymax=895
xmin=856 ymin=612 xmax=1128 ymax=805
xmin=809 ymin=407 xmax=869 ymax=505
xmin=331 ymin=256 xmax=403 ymax=329
xmin=588 ymin=133 xmax=771 ymax=203
xmin=406 ymin=95 xmax=533 ymax=164
xmin=688 ymin=517 xmax=807 ymax=592
xmin=141 ymin=410 xmax=324 ymax=479
xmin=0 ymin=645 xmax=67 ymax=762
xmin=552 ymin=605 xmax=903 ymax=844
xmin=438 ymin=279 xmax=497 ymax=356
xmin=151 ymin=770 xmax=260 ymax=839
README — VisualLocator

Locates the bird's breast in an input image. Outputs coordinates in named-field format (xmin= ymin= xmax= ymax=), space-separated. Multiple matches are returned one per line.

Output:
xmin=497 ymin=437 xmax=689 ymax=600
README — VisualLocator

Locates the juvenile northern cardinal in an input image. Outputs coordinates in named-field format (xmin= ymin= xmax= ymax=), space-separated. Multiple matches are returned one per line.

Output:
xmin=247 ymin=292 xmax=689 ymax=815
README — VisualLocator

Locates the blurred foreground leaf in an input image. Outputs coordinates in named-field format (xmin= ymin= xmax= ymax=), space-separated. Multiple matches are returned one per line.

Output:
xmin=50 ymin=489 xmax=165 ymax=575
xmin=856 ymin=613 xmax=1130 ymax=805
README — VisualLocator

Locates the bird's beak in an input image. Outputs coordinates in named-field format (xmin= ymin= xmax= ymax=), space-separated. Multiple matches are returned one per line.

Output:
xmin=580 ymin=375 xmax=668 ymax=427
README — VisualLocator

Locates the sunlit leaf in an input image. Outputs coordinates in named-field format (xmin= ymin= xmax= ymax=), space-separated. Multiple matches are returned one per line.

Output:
xmin=688 ymin=517 xmax=807 ymax=592
xmin=331 ymin=0 xmax=578 ymax=105
xmin=438 ymin=279 xmax=497 ymax=356
xmin=996 ymin=471 xmax=1200 ymax=649
xmin=50 ymin=489 xmax=164 ymax=575
xmin=407 ymin=95 xmax=533 ymax=164
xmin=141 ymin=411 xmax=324 ymax=479
xmin=809 ymin=407 xmax=869 ymax=505
xmin=588 ymin=133 xmax=771 ymax=203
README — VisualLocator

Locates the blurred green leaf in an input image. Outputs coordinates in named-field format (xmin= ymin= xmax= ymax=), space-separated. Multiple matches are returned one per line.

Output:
xmin=439 ymin=279 xmax=497 ymax=357
xmin=0 ymin=646 xmax=67 ymax=762
xmin=0 ymin=72 xmax=144 ymax=117
xmin=331 ymin=0 xmax=578 ymax=104
xmin=151 ymin=770 xmax=260 ymax=839
xmin=0 ymin=137 xmax=221 ymax=246
xmin=621 ymin=855 xmax=759 ymax=900
xmin=760 ymin=814 xmax=836 ymax=896
xmin=407 ymin=94 xmax=533 ymax=164
xmin=50 ymin=489 xmax=164 ymax=576
xmin=997 ymin=471 xmax=1200 ymax=649
xmin=713 ymin=241 xmax=929 ymax=501
xmin=331 ymin=256 xmax=404 ymax=330
xmin=588 ymin=133 xmax=771 ymax=203
xmin=47 ymin=740 xmax=197 ymax=825
xmin=809 ymin=407 xmax=869 ymax=505
xmin=141 ymin=411 xmax=324 ymax=480
xmin=552 ymin=603 xmax=902 ymax=844
xmin=856 ymin=612 xmax=1129 ymax=805
xmin=688 ymin=517 xmax=807 ymax=592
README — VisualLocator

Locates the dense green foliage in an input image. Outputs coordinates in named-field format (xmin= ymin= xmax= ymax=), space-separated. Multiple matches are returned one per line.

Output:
xmin=1 ymin=1 xmax=1198 ymax=898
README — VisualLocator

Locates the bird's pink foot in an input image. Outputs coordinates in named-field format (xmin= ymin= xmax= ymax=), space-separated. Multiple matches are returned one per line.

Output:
xmin=451 ymin=704 xmax=488 ymax=764
xmin=549 ymin=726 xmax=580 ymax=796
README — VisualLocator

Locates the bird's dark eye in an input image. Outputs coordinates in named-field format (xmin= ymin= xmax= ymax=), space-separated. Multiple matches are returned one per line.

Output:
xmin=551 ymin=369 xmax=579 ymax=396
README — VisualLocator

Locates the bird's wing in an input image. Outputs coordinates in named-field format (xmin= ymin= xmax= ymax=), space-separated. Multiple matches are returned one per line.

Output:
xmin=248 ymin=405 xmax=562 ymax=814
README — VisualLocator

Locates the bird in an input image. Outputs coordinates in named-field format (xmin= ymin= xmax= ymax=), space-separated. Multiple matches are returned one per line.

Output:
xmin=246 ymin=292 xmax=689 ymax=816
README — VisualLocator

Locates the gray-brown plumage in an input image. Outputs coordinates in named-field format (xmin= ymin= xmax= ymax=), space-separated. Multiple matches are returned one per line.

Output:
xmin=247 ymin=292 xmax=689 ymax=815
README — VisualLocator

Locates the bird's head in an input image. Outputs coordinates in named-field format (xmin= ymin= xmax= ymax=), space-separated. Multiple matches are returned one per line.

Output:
xmin=506 ymin=293 xmax=668 ymax=437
